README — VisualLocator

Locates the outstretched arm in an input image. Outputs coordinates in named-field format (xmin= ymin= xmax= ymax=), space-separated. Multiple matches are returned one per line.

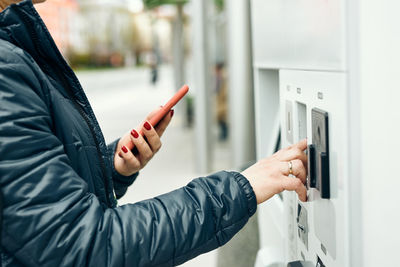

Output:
xmin=0 ymin=48 xmax=257 ymax=267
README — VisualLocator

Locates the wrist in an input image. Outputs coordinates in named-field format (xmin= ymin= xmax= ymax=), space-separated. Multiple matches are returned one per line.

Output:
xmin=241 ymin=172 xmax=260 ymax=205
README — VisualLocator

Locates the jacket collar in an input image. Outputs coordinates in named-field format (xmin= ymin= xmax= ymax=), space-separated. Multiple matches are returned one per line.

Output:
xmin=0 ymin=0 xmax=66 ymax=70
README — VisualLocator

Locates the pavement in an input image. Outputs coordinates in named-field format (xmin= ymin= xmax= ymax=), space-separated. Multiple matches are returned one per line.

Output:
xmin=76 ymin=65 xmax=227 ymax=267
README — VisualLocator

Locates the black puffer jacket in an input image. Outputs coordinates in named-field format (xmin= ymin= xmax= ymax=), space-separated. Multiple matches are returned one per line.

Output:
xmin=0 ymin=1 xmax=257 ymax=266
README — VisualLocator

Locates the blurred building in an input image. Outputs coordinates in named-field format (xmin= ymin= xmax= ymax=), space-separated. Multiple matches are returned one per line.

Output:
xmin=35 ymin=0 xmax=176 ymax=68
xmin=35 ymin=0 xmax=79 ymax=58
xmin=76 ymin=0 xmax=134 ymax=66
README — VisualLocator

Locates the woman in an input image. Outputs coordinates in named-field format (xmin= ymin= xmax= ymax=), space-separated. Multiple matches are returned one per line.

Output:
xmin=0 ymin=0 xmax=308 ymax=266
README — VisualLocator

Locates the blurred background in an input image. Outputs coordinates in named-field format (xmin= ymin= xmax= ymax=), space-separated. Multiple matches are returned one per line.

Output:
xmin=35 ymin=0 xmax=258 ymax=266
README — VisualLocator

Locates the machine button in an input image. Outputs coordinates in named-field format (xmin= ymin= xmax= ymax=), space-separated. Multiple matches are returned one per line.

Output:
xmin=311 ymin=108 xmax=330 ymax=199
xmin=307 ymin=144 xmax=316 ymax=189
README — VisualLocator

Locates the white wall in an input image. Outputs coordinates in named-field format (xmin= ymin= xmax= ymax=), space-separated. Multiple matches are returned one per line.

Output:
xmin=358 ymin=1 xmax=400 ymax=265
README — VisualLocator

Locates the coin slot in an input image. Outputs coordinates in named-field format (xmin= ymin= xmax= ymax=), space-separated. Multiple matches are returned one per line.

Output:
xmin=297 ymin=102 xmax=307 ymax=140
xmin=286 ymin=101 xmax=294 ymax=143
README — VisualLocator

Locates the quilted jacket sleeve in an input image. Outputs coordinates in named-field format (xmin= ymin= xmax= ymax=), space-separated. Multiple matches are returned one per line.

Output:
xmin=0 ymin=47 xmax=257 ymax=267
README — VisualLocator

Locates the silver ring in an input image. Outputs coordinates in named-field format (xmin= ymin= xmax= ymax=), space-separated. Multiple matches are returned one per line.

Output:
xmin=288 ymin=161 xmax=293 ymax=175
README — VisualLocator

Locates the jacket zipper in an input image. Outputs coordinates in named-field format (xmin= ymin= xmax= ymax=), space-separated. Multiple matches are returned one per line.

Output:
xmin=15 ymin=7 xmax=113 ymax=207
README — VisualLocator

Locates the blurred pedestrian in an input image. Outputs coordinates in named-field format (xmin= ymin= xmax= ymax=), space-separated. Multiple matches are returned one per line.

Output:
xmin=215 ymin=63 xmax=228 ymax=141
xmin=148 ymin=50 xmax=158 ymax=86
xmin=0 ymin=1 xmax=308 ymax=266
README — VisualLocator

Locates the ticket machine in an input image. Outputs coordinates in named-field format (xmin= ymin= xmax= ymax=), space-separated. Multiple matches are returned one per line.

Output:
xmin=250 ymin=1 xmax=350 ymax=266
xmin=249 ymin=0 xmax=400 ymax=265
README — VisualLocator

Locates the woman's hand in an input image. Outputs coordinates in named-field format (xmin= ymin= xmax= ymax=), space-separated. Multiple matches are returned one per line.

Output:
xmin=114 ymin=107 xmax=174 ymax=176
xmin=241 ymin=139 xmax=308 ymax=204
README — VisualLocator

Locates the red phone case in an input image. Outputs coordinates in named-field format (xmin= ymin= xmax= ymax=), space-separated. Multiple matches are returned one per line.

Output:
xmin=127 ymin=84 xmax=189 ymax=151
xmin=148 ymin=84 xmax=189 ymax=127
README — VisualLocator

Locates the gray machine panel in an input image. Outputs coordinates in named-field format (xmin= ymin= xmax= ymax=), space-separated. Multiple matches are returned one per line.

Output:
xmin=251 ymin=0 xmax=345 ymax=71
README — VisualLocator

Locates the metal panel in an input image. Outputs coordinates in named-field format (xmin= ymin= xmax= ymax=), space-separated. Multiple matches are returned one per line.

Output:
xmin=279 ymin=70 xmax=348 ymax=266
xmin=251 ymin=0 xmax=345 ymax=71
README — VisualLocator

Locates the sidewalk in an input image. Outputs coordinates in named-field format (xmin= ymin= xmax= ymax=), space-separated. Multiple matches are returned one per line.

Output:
xmin=77 ymin=65 xmax=218 ymax=267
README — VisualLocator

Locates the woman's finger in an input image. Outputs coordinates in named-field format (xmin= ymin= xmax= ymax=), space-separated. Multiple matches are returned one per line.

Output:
xmin=155 ymin=109 xmax=173 ymax=137
xmin=142 ymin=121 xmax=162 ymax=152
xmin=281 ymin=176 xmax=307 ymax=202
xmin=118 ymin=145 xmax=141 ymax=171
xmin=143 ymin=106 xmax=173 ymax=138
xmin=276 ymin=148 xmax=307 ymax=169
xmin=285 ymin=139 xmax=308 ymax=151
xmin=292 ymin=159 xmax=307 ymax=183
xmin=295 ymin=139 xmax=308 ymax=151
xmin=279 ymin=159 xmax=307 ymax=184
xmin=130 ymin=129 xmax=153 ymax=162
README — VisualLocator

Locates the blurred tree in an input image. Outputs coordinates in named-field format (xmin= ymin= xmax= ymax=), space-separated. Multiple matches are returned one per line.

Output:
xmin=214 ymin=0 xmax=224 ymax=12
xmin=143 ymin=0 xmax=188 ymax=8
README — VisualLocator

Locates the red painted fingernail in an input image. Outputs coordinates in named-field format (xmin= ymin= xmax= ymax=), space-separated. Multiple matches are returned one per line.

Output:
xmin=121 ymin=146 xmax=128 ymax=153
xmin=118 ymin=152 xmax=123 ymax=158
xmin=170 ymin=109 xmax=174 ymax=117
xmin=131 ymin=129 xmax=139 ymax=138
xmin=144 ymin=121 xmax=151 ymax=131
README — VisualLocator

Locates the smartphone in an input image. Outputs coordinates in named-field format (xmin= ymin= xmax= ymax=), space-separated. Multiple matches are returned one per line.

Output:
xmin=148 ymin=84 xmax=189 ymax=127
xmin=126 ymin=84 xmax=189 ymax=152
